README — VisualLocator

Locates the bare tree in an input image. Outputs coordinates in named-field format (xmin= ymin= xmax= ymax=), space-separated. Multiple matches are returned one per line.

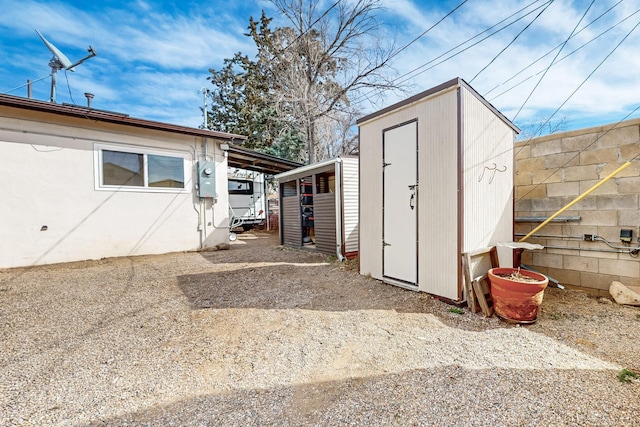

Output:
xmin=266 ymin=0 xmax=397 ymax=163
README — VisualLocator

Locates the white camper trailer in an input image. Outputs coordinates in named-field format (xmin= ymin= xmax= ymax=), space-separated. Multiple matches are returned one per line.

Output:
xmin=227 ymin=168 xmax=267 ymax=232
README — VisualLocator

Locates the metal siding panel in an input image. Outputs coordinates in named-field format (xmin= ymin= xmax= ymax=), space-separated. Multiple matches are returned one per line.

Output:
xmin=282 ymin=197 xmax=301 ymax=247
xmin=341 ymin=158 xmax=359 ymax=254
xmin=461 ymin=87 xmax=514 ymax=267
xmin=416 ymin=90 xmax=459 ymax=299
xmin=358 ymin=123 xmax=383 ymax=280
xmin=314 ymin=193 xmax=336 ymax=254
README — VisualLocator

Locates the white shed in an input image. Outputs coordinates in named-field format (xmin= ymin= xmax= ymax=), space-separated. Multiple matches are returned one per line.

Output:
xmin=275 ymin=156 xmax=359 ymax=259
xmin=357 ymin=78 xmax=518 ymax=302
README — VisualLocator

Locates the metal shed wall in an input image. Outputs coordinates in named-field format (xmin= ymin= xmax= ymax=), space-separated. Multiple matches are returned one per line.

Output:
xmin=341 ymin=157 xmax=359 ymax=255
xmin=276 ymin=157 xmax=359 ymax=258
xmin=461 ymin=86 xmax=514 ymax=267
xmin=313 ymin=193 xmax=337 ymax=254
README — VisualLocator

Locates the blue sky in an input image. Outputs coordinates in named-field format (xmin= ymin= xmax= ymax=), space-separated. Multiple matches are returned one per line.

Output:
xmin=1 ymin=0 xmax=639 ymax=135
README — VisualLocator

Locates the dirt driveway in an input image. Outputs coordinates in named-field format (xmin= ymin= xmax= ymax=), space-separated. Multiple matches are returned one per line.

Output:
xmin=1 ymin=231 xmax=639 ymax=426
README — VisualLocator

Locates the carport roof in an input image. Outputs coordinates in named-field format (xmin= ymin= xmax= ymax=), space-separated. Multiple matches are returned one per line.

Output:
xmin=226 ymin=144 xmax=303 ymax=176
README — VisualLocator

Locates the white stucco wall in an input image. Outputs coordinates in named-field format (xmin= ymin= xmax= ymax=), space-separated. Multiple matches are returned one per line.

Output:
xmin=0 ymin=109 xmax=229 ymax=268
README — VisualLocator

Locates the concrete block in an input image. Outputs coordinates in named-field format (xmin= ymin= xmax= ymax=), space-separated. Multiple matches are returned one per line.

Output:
xmin=564 ymin=224 xmax=597 ymax=237
xmin=547 ymin=267 xmax=581 ymax=287
xmin=516 ymin=184 xmax=546 ymax=199
xmin=514 ymin=198 xmax=532 ymax=212
xmin=515 ymin=144 xmax=530 ymax=160
xmin=596 ymin=226 xmax=627 ymax=242
xmin=618 ymin=209 xmax=640 ymax=227
xmin=532 ymin=169 xmax=562 ymax=184
xmin=562 ymin=133 xmax=597 ymax=152
xmin=619 ymin=143 xmax=640 ymax=161
xmin=516 ymin=157 xmax=546 ymax=174
xmin=532 ymin=252 xmax=563 ymax=269
xmin=547 ymin=182 xmax=579 ymax=197
xmin=596 ymin=194 xmax=638 ymax=210
xmin=579 ymin=210 xmax=618 ymax=226
xmin=599 ymin=258 xmax=640 ymax=278
xmin=581 ymin=271 xmax=618 ymax=291
xmin=599 ymin=161 xmax=639 ymax=179
xmin=520 ymin=250 xmax=534 ymax=264
xmin=544 ymin=152 xmax=580 ymax=169
xmin=598 ymin=125 xmax=639 ymax=149
xmin=564 ymin=255 xmax=599 ymax=273
xmin=564 ymin=165 xmax=599 ymax=181
xmin=579 ymin=179 xmax=618 ymax=196
xmin=580 ymin=248 xmax=619 ymax=260
xmin=531 ymin=197 xmax=564 ymax=212
xmin=563 ymin=196 xmax=596 ymax=211
xmin=531 ymin=139 xmax=562 ymax=157
xmin=515 ymin=172 xmax=532 ymax=186
xmin=616 ymin=177 xmax=640 ymax=194
xmin=580 ymin=147 xmax=619 ymax=165
xmin=619 ymin=277 xmax=640 ymax=288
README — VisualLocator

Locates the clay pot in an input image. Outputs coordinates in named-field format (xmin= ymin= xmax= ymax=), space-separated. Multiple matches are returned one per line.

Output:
xmin=488 ymin=268 xmax=549 ymax=324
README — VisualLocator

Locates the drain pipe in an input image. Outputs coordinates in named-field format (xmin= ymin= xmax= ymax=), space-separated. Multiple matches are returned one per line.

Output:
xmin=334 ymin=158 xmax=345 ymax=261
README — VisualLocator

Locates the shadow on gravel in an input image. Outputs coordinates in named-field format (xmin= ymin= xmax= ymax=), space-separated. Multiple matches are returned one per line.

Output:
xmin=180 ymin=230 xmax=434 ymax=314
xmin=89 ymin=367 xmax=637 ymax=426
xmin=177 ymin=264 xmax=432 ymax=313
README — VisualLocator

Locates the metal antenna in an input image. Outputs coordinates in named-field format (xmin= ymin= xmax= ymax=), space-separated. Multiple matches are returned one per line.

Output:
xmin=36 ymin=30 xmax=97 ymax=103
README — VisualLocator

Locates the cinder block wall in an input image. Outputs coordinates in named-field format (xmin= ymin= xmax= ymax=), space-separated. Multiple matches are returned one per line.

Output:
xmin=515 ymin=118 xmax=640 ymax=296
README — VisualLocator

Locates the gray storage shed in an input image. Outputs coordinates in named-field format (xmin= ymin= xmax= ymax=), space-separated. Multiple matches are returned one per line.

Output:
xmin=275 ymin=156 xmax=359 ymax=259
xmin=357 ymin=77 xmax=519 ymax=302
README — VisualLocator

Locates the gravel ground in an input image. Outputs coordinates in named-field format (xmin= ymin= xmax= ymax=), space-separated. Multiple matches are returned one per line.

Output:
xmin=1 ymin=231 xmax=639 ymax=426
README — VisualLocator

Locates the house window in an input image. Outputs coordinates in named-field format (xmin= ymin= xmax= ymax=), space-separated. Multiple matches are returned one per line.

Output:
xmin=96 ymin=145 xmax=187 ymax=191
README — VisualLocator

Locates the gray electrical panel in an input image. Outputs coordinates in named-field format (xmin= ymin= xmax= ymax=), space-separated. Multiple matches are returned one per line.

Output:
xmin=197 ymin=161 xmax=216 ymax=198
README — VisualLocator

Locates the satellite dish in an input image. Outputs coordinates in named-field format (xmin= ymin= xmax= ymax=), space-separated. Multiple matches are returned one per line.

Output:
xmin=35 ymin=30 xmax=97 ymax=103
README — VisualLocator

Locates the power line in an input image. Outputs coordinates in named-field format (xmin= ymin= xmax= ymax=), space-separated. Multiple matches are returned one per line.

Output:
xmin=512 ymin=0 xmax=595 ymax=120
xmin=489 ymin=6 xmax=640 ymax=102
xmin=469 ymin=0 xmax=554 ymax=83
xmin=386 ymin=0 xmax=469 ymax=63
xmin=351 ymin=0 xmax=550 ymax=105
xmin=484 ymin=0 xmax=625 ymax=97
xmin=512 ymin=16 xmax=640 ymax=182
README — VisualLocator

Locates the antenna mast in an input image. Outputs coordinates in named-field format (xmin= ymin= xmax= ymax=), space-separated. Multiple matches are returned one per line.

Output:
xmin=36 ymin=30 xmax=97 ymax=103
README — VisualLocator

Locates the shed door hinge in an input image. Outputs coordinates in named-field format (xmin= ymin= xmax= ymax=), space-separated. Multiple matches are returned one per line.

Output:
xmin=383 ymin=162 xmax=391 ymax=168
xmin=383 ymin=241 xmax=391 ymax=247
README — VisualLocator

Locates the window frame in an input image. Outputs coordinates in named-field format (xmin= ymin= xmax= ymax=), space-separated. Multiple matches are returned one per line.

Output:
xmin=94 ymin=144 xmax=190 ymax=193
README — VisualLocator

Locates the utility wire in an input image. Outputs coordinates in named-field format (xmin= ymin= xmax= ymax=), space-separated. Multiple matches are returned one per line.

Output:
xmin=469 ymin=0 xmax=554 ymax=83
xmin=352 ymin=0 xmax=549 ymax=104
xmin=2 ymin=74 xmax=50 ymax=95
xmin=514 ymin=15 xmax=640 ymax=161
xmin=64 ymin=69 xmax=76 ymax=105
xmin=386 ymin=0 xmax=469 ymax=63
xmin=512 ymin=0 xmax=595 ymax=120
xmin=489 ymin=7 xmax=640 ymax=101
xmin=485 ymin=0 xmax=625 ymax=97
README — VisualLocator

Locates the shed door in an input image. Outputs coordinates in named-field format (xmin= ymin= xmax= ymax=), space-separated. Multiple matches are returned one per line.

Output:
xmin=383 ymin=121 xmax=418 ymax=285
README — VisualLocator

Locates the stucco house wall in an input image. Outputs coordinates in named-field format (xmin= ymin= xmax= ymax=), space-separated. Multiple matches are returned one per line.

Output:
xmin=0 ymin=96 xmax=240 ymax=268
xmin=515 ymin=117 xmax=640 ymax=296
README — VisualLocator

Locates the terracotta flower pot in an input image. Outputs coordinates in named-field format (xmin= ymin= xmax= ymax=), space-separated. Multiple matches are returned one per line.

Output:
xmin=488 ymin=268 xmax=549 ymax=324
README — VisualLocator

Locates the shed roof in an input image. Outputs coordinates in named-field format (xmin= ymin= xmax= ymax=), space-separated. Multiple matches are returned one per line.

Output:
xmin=0 ymin=94 xmax=302 ymax=176
xmin=275 ymin=156 xmax=347 ymax=182
xmin=356 ymin=77 xmax=519 ymax=133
